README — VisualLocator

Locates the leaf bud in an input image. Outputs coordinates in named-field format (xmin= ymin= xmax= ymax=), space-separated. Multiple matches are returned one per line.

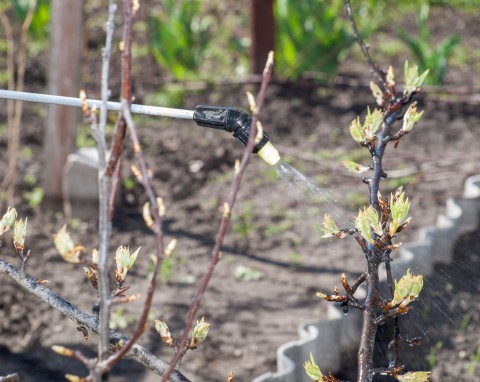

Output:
xmin=154 ymin=320 xmax=174 ymax=347
xmin=13 ymin=218 xmax=27 ymax=253
xmin=190 ymin=317 xmax=210 ymax=348
xmin=397 ymin=371 xmax=431 ymax=382
xmin=115 ymin=246 xmax=141 ymax=283
xmin=390 ymin=269 xmax=424 ymax=308
xmin=0 ymin=207 xmax=17 ymax=234
xmin=304 ymin=352 xmax=324 ymax=381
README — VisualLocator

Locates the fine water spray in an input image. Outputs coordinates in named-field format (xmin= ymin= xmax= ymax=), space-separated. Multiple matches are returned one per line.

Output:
xmin=0 ymin=90 xmax=281 ymax=166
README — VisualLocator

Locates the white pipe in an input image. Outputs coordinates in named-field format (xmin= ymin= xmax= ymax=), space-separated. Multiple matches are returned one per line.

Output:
xmin=0 ymin=89 xmax=195 ymax=120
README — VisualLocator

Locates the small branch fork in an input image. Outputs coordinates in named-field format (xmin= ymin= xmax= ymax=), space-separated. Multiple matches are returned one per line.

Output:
xmin=160 ymin=53 xmax=275 ymax=382
xmin=341 ymin=1 xmax=426 ymax=381
xmin=0 ymin=257 xmax=190 ymax=382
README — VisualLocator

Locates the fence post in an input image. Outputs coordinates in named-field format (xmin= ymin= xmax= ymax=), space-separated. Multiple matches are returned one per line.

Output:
xmin=250 ymin=0 xmax=275 ymax=75
xmin=42 ymin=0 xmax=83 ymax=205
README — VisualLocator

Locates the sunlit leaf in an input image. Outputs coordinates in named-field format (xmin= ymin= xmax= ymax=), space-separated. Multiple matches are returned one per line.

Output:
xmin=390 ymin=269 xmax=424 ymax=308
xmin=364 ymin=107 xmax=383 ymax=140
xmin=342 ymin=160 xmax=369 ymax=174
xmin=397 ymin=371 xmax=431 ymax=381
xmin=402 ymin=102 xmax=424 ymax=133
xmin=389 ymin=187 xmax=411 ymax=236
xmin=349 ymin=116 xmax=365 ymax=144
xmin=370 ymin=81 xmax=384 ymax=105
xmin=0 ymin=207 xmax=17 ymax=234
xmin=304 ymin=352 xmax=324 ymax=381
xmin=386 ymin=65 xmax=395 ymax=87
xmin=355 ymin=206 xmax=382 ymax=244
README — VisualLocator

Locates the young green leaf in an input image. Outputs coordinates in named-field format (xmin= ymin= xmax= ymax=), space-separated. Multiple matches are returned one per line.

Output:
xmin=364 ymin=107 xmax=383 ymax=140
xmin=370 ymin=81 xmax=383 ymax=105
xmin=386 ymin=65 xmax=395 ymax=87
xmin=155 ymin=320 xmax=174 ymax=347
xmin=190 ymin=317 xmax=210 ymax=348
xmin=304 ymin=352 xmax=324 ymax=381
xmin=349 ymin=116 xmax=365 ymax=144
xmin=390 ymin=269 xmax=424 ymax=308
xmin=13 ymin=218 xmax=27 ymax=253
xmin=402 ymin=102 xmax=424 ymax=133
xmin=397 ymin=371 xmax=431 ymax=381
xmin=319 ymin=214 xmax=348 ymax=239
xmin=355 ymin=206 xmax=382 ymax=244
xmin=404 ymin=60 xmax=429 ymax=96
xmin=389 ymin=187 xmax=411 ymax=236
xmin=0 ymin=207 xmax=17 ymax=234
xmin=115 ymin=246 xmax=141 ymax=283
xmin=54 ymin=225 xmax=74 ymax=258
xmin=53 ymin=225 xmax=85 ymax=263
xmin=342 ymin=160 xmax=369 ymax=174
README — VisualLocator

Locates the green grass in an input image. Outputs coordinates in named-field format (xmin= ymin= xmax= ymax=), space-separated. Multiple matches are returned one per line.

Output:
xmin=428 ymin=341 xmax=444 ymax=369
xmin=467 ymin=347 xmax=480 ymax=375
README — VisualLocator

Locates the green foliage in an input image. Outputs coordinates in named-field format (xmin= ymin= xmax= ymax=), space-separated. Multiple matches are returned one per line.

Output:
xmin=23 ymin=187 xmax=44 ymax=208
xmin=468 ymin=347 xmax=480 ymax=375
xmin=12 ymin=0 xmax=50 ymax=38
xmin=232 ymin=202 xmax=255 ymax=238
xmin=428 ymin=341 xmax=443 ymax=368
xmin=109 ymin=308 xmax=137 ymax=330
xmin=397 ymin=4 xmax=460 ymax=84
xmin=149 ymin=0 xmax=213 ymax=80
xmin=274 ymin=0 xmax=357 ymax=79
xmin=234 ymin=265 xmax=264 ymax=281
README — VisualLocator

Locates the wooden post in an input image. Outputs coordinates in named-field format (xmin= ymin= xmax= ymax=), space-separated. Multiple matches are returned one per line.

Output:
xmin=43 ymin=0 xmax=83 ymax=204
xmin=250 ymin=0 xmax=275 ymax=74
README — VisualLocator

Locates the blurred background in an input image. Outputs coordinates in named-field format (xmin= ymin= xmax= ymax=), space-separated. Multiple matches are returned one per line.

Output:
xmin=0 ymin=1 xmax=479 ymax=381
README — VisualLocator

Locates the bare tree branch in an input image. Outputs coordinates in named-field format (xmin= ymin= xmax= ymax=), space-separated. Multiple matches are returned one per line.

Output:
xmin=0 ymin=257 xmax=190 ymax=382
xmin=97 ymin=101 xmax=167 ymax=373
xmin=95 ymin=0 xmax=117 ymax=363
xmin=160 ymin=53 xmax=275 ymax=382
xmin=343 ymin=0 xmax=386 ymax=87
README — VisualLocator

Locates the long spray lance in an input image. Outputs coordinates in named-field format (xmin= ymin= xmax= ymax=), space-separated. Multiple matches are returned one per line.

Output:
xmin=0 ymin=89 xmax=280 ymax=165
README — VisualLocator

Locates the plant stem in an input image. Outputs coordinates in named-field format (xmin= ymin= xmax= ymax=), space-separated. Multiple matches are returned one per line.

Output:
xmin=0 ymin=257 xmax=190 ymax=382
xmin=96 ymin=0 xmax=117 ymax=363
xmin=343 ymin=0 xmax=385 ymax=87
xmin=160 ymin=54 xmax=274 ymax=382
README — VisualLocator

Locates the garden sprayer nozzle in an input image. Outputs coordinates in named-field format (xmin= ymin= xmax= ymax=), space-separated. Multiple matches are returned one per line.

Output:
xmin=193 ymin=105 xmax=280 ymax=166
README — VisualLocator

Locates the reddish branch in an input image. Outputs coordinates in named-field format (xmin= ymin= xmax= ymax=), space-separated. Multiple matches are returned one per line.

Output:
xmin=106 ymin=0 xmax=134 ymax=179
xmin=160 ymin=55 xmax=275 ymax=382
xmin=0 ymin=257 xmax=189 ymax=382
xmin=343 ymin=0 xmax=386 ymax=87
xmin=96 ymin=102 xmax=167 ymax=374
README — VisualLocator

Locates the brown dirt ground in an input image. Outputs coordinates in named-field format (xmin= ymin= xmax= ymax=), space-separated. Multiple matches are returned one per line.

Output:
xmin=1 ymin=2 xmax=479 ymax=382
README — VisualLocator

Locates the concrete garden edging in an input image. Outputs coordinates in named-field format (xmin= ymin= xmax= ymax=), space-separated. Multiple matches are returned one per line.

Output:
xmin=254 ymin=174 xmax=480 ymax=382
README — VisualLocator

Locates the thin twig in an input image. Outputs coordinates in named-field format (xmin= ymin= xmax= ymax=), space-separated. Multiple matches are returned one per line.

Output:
xmin=105 ymin=0 xmax=134 ymax=177
xmin=343 ymin=0 xmax=385 ymax=87
xmin=97 ymin=101 xmax=167 ymax=373
xmin=95 ymin=0 xmax=117 ymax=364
xmin=0 ymin=257 xmax=190 ymax=382
xmin=160 ymin=53 xmax=275 ymax=382
xmin=0 ymin=0 xmax=36 ymax=207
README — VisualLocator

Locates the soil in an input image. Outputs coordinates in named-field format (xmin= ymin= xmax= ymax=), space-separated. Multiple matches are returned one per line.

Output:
xmin=1 ymin=2 xmax=480 ymax=382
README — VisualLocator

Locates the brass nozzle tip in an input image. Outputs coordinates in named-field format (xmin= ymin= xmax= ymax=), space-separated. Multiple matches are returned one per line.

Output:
xmin=257 ymin=141 xmax=280 ymax=166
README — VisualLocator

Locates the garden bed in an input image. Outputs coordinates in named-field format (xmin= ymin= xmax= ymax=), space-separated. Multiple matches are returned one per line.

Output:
xmin=1 ymin=2 xmax=480 ymax=381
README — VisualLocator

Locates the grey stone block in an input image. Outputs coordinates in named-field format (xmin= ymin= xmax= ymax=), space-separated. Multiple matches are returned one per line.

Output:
xmin=63 ymin=147 xmax=100 ymax=220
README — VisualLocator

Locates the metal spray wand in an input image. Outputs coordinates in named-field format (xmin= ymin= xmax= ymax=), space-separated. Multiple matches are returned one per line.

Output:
xmin=0 ymin=89 xmax=280 ymax=165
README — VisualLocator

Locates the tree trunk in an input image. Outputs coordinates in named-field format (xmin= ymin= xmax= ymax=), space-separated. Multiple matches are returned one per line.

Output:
xmin=250 ymin=0 xmax=275 ymax=74
xmin=43 ymin=0 xmax=83 ymax=205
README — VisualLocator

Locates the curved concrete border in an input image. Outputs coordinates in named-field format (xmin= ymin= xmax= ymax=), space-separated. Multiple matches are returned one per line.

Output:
xmin=254 ymin=174 xmax=480 ymax=382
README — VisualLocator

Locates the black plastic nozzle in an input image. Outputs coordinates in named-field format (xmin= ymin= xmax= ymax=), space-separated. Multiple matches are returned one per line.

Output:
xmin=193 ymin=105 xmax=269 ymax=153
